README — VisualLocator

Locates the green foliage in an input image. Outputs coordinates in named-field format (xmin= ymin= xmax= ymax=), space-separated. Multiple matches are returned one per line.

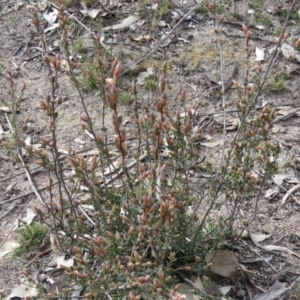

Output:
xmin=66 ymin=18 xmax=77 ymax=32
xmin=275 ymin=25 xmax=284 ymax=36
xmin=254 ymin=14 xmax=271 ymax=25
xmin=251 ymin=0 xmax=272 ymax=26
xmin=292 ymin=283 xmax=300 ymax=299
xmin=265 ymin=72 xmax=287 ymax=91
xmin=144 ymin=0 xmax=173 ymax=29
xmin=79 ymin=54 xmax=110 ymax=90
xmin=291 ymin=12 xmax=299 ymax=20
xmin=119 ymin=91 xmax=133 ymax=104
xmin=145 ymin=75 xmax=158 ymax=90
xmin=4 ymin=136 xmax=18 ymax=151
xmin=13 ymin=223 xmax=47 ymax=258
xmin=230 ymin=12 xmax=244 ymax=21
xmin=216 ymin=5 xmax=225 ymax=14
xmin=198 ymin=2 xmax=226 ymax=17
xmin=9 ymin=15 xmax=17 ymax=23
xmin=91 ymin=15 xmax=104 ymax=30
xmin=73 ymin=37 xmax=85 ymax=54
xmin=156 ymin=0 xmax=172 ymax=17
xmin=251 ymin=0 xmax=263 ymax=12
xmin=198 ymin=6 xmax=209 ymax=15
xmin=85 ymin=0 xmax=96 ymax=7
xmin=62 ymin=0 xmax=74 ymax=8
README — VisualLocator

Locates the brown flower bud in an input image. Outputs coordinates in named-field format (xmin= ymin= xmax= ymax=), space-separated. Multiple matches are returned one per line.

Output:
xmin=242 ymin=24 xmax=248 ymax=34
xmin=113 ymin=62 xmax=122 ymax=80
xmin=208 ymin=1 xmax=215 ymax=11
xmin=80 ymin=113 xmax=89 ymax=122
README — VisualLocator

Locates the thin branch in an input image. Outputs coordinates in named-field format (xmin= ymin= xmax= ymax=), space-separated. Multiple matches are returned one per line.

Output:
xmin=4 ymin=113 xmax=48 ymax=208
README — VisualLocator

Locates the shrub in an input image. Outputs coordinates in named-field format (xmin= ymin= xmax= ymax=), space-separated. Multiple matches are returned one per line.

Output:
xmin=2 ymin=1 xmax=282 ymax=299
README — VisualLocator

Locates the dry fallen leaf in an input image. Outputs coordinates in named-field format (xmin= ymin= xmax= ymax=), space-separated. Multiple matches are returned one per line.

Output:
xmin=74 ymin=137 xmax=86 ymax=145
xmin=277 ymin=106 xmax=300 ymax=117
xmin=14 ymin=1 xmax=24 ymax=10
xmin=285 ymin=176 xmax=299 ymax=184
xmin=201 ymin=139 xmax=223 ymax=148
xmin=281 ymin=43 xmax=295 ymax=59
xmin=44 ymin=22 xmax=60 ymax=33
xmin=104 ymin=158 xmax=122 ymax=175
xmin=0 ymin=106 xmax=12 ymax=113
xmin=219 ymin=285 xmax=232 ymax=296
xmin=46 ymin=272 xmax=72 ymax=294
xmin=241 ymin=255 xmax=273 ymax=264
xmin=22 ymin=207 xmax=36 ymax=225
xmin=255 ymin=25 xmax=264 ymax=30
xmin=255 ymin=46 xmax=265 ymax=61
xmin=264 ymin=187 xmax=279 ymax=200
xmin=157 ymin=20 xmax=168 ymax=27
xmin=253 ymin=280 xmax=289 ymax=300
xmin=36 ymin=0 xmax=48 ymax=11
xmin=264 ymin=245 xmax=300 ymax=258
xmin=131 ymin=33 xmax=144 ymax=42
xmin=282 ymin=183 xmax=300 ymax=205
xmin=0 ymin=123 xmax=4 ymax=135
xmin=7 ymin=281 xmax=39 ymax=299
xmin=102 ymin=13 xmax=141 ymax=31
xmin=80 ymin=8 xmax=102 ymax=18
xmin=84 ymin=148 xmax=100 ymax=156
xmin=43 ymin=8 xmax=58 ymax=25
xmin=0 ymin=240 xmax=19 ymax=258
xmin=250 ymin=232 xmax=272 ymax=243
xmin=193 ymin=276 xmax=204 ymax=291
xmin=131 ymin=33 xmax=152 ymax=42
xmin=177 ymin=282 xmax=195 ymax=300
xmin=271 ymin=124 xmax=280 ymax=133
xmin=24 ymin=240 xmax=52 ymax=267
xmin=56 ymin=255 xmax=74 ymax=268
xmin=98 ymin=0 xmax=119 ymax=9
xmin=137 ymin=67 xmax=154 ymax=85
xmin=273 ymin=174 xmax=295 ymax=185
xmin=227 ymin=116 xmax=239 ymax=130
xmin=159 ymin=33 xmax=173 ymax=48
xmin=205 ymin=250 xmax=239 ymax=279
xmin=50 ymin=233 xmax=64 ymax=254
